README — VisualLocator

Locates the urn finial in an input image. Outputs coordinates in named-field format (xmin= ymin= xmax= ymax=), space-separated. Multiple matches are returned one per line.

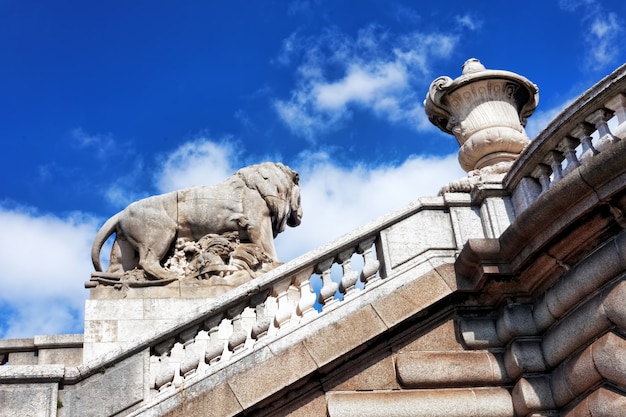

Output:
xmin=461 ymin=58 xmax=486 ymax=74
xmin=424 ymin=60 xmax=539 ymax=172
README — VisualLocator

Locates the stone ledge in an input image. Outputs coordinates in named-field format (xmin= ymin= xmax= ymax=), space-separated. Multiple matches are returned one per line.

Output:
xmin=0 ymin=364 xmax=65 ymax=382
xmin=396 ymin=350 xmax=509 ymax=388
xmin=0 ymin=338 xmax=35 ymax=352
xmin=33 ymin=334 xmax=83 ymax=348
xmin=326 ymin=388 xmax=514 ymax=417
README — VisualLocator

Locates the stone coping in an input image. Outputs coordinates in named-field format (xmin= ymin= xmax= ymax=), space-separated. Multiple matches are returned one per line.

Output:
xmin=0 ymin=334 xmax=83 ymax=353
xmin=0 ymin=364 xmax=65 ymax=382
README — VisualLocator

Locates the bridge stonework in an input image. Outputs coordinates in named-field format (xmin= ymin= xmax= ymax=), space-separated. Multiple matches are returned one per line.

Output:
xmin=2 ymin=61 xmax=626 ymax=417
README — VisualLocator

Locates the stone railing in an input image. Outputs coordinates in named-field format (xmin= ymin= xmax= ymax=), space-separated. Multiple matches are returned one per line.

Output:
xmin=505 ymin=63 xmax=626 ymax=214
xmin=139 ymin=197 xmax=451 ymax=396
xmin=148 ymin=232 xmax=382 ymax=393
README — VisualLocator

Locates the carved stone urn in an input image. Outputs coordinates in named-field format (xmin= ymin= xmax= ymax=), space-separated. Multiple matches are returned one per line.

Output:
xmin=424 ymin=59 xmax=539 ymax=172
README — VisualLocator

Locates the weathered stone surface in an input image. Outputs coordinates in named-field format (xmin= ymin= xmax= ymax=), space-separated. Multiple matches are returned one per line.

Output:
xmin=58 ymin=351 xmax=146 ymax=417
xmin=564 ymin=387 xmax=626 ymax=417
xmin=0 ymin=383 xmax=58 ymax=417
xmin=448 ymin=204 xmax=484 ymax=249
xmin=38 ymin=348 xmax=82 ymax=366
xmin=398 ymin=319 xmax=464 ymax=352
xmin=371 ymin=268 xmax=452 ymax=328
xmin=5 ymin=351 xmax=38 ymax=365
xmin=324 ymin=350 xmax=398 ymax=392
xmin=551 ymin=332 xmax=626 ymax=407
xmin=161 ymin=382 xmax=242 ymax=417
xmin=302 ymin=304 xmax=387 ymax=368
xmin=504 ymin=340 xmax=546 ymax=379
xmin=0 ymin=364 xmax=64 ymax=380
xmin=228 ymin=341 xmax=317 ymax=410
xmin=380 ymin=210 xmax=455 ymax=270
xmin=327 ymin=388 xmax=514 ymax=417
xmin=511 ymin=376 xmax=555 ymax=416
xmin=480 ymin=196 xmax=514 ymax=238
xmin=281 ymin=388 xmax=327 ymax=417
xmin=396 ymin=351 xmax=508 ymax=387
xmin=83 ymin=298 xmax=211 ymax=362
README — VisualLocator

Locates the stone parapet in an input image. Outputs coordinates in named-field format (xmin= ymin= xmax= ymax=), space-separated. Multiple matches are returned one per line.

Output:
xmin=505 ymin=62 xmax=626 ymax=215
xmin=0 ymin=334 xmax=83 ymax=366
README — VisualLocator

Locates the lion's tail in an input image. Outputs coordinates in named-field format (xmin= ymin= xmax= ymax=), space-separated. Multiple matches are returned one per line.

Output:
xmin=91 ymin=212 xmax=121 ymax=272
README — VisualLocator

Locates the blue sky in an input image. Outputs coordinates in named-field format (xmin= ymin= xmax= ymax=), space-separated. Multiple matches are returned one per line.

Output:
xmin=1 ymin=0 xmax=625 ymax=338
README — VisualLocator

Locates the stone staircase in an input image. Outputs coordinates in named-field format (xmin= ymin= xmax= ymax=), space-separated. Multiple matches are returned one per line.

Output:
xmin=2 ymin=62 xmax=626 ymax=417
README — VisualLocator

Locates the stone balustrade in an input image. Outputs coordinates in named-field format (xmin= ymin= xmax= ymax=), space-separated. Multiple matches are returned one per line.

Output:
xmin=147 ymin=230 xmax=382 ymax=393
xmin=505 ymin=63 xmax=626 ymax=214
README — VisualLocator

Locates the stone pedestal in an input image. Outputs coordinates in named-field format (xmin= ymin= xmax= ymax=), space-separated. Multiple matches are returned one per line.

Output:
xmin=82 ymin=281 xmax=239 ymax=363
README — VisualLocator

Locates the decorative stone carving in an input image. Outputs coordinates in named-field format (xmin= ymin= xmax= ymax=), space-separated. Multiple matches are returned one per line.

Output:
xmin=89 ymin=162 xmax=302 ymax=286
xmin=425 ymin=58 xmax=539 ymax=173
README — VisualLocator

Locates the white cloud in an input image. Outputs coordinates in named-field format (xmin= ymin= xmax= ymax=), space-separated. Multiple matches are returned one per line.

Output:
xmin=272 ymin=25 xmax=460 ymax=140
xmin=559 ymin=0 xmax=623 ymax=71
xmin=274 ymin=31 xmax=302 ymax=66
xmin=154 ymin=138 xmax=240 ymax=192
xmin=391 ymin=4 xmax=421 ymax=25
xmin=70 ymin=127 xmax=116 ymax=158
xmin=588 ymin=13 xmax=621 ymax=69
xmin=525 ymin=96 xmax=576 ymax=139
xmin=0 ymin=207 xmax=99 ymax=338
xmin=455 ymin=14 xmax=482 ymax=31
xmin=287 ymin=0 xmax=319 ymax=16
xmin=314 ymin=62 xmax=407 ymax=109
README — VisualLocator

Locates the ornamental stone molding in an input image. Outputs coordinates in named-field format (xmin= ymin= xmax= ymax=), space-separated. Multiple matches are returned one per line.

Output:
xmin=424 ymin=58 xmax=539 ymax=172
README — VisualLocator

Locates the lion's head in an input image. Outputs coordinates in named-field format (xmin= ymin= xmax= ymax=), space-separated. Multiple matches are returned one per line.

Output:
xmin=237 ymin=162 xmax=302 ymax=237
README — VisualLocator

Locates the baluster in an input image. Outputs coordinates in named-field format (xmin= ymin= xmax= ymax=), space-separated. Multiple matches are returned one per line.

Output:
xmin=338 ymin=248 xmax=359 ymax=298
xmin=586 ymin=109 xmax=618 ymax=153
xmin=544 ymin=150 xmax=564 ymax=184
xmin=227 ymin=304 xmax=247 ymax=354
xmin=250 ymin=290 xmax=271 ymax=341
xmin=264 ymin=294 xmax=279 ymax=337
xmin=217 ymin=317 xmax=234 ymax=362
xmin=272 ymin=278 xmax=295 ymax=329
xmin=558 ymin=137 xmax=581 ymax=176
xmin=149 ymin=354 xmax=159 ymax=390
xmin=294 ymin=267 xmax=316 ymax=321
xmin=570 ymin=122 xmax=598 ymax=161
xmin=204 ymin=315 xmax=224 ymax=365
xmin=531 ymin=164 xmax=551 ymax=194
xmin=241 ymin=306 xmax=256 ymax=350
xmin=605 ymin=93 xmax=626 ymax=138
xmin=316 ymin=258 xmax=338 ymax=308
xmin=153 ymin=338 xmax=176 ymax=390
xmin=194 ymin=330 xmax=210 ymax=373
xmin=358 ymin=237 xmax=380 ymax=287
xmin=169 ymin=342 xmax=185 ymax=388
xmin=178 ymin=325 xmax=200 ymax=378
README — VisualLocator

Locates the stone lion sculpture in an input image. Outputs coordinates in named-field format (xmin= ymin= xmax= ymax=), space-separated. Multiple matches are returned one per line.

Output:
xmin=91 ymin=162 xmax=302 ymax=281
